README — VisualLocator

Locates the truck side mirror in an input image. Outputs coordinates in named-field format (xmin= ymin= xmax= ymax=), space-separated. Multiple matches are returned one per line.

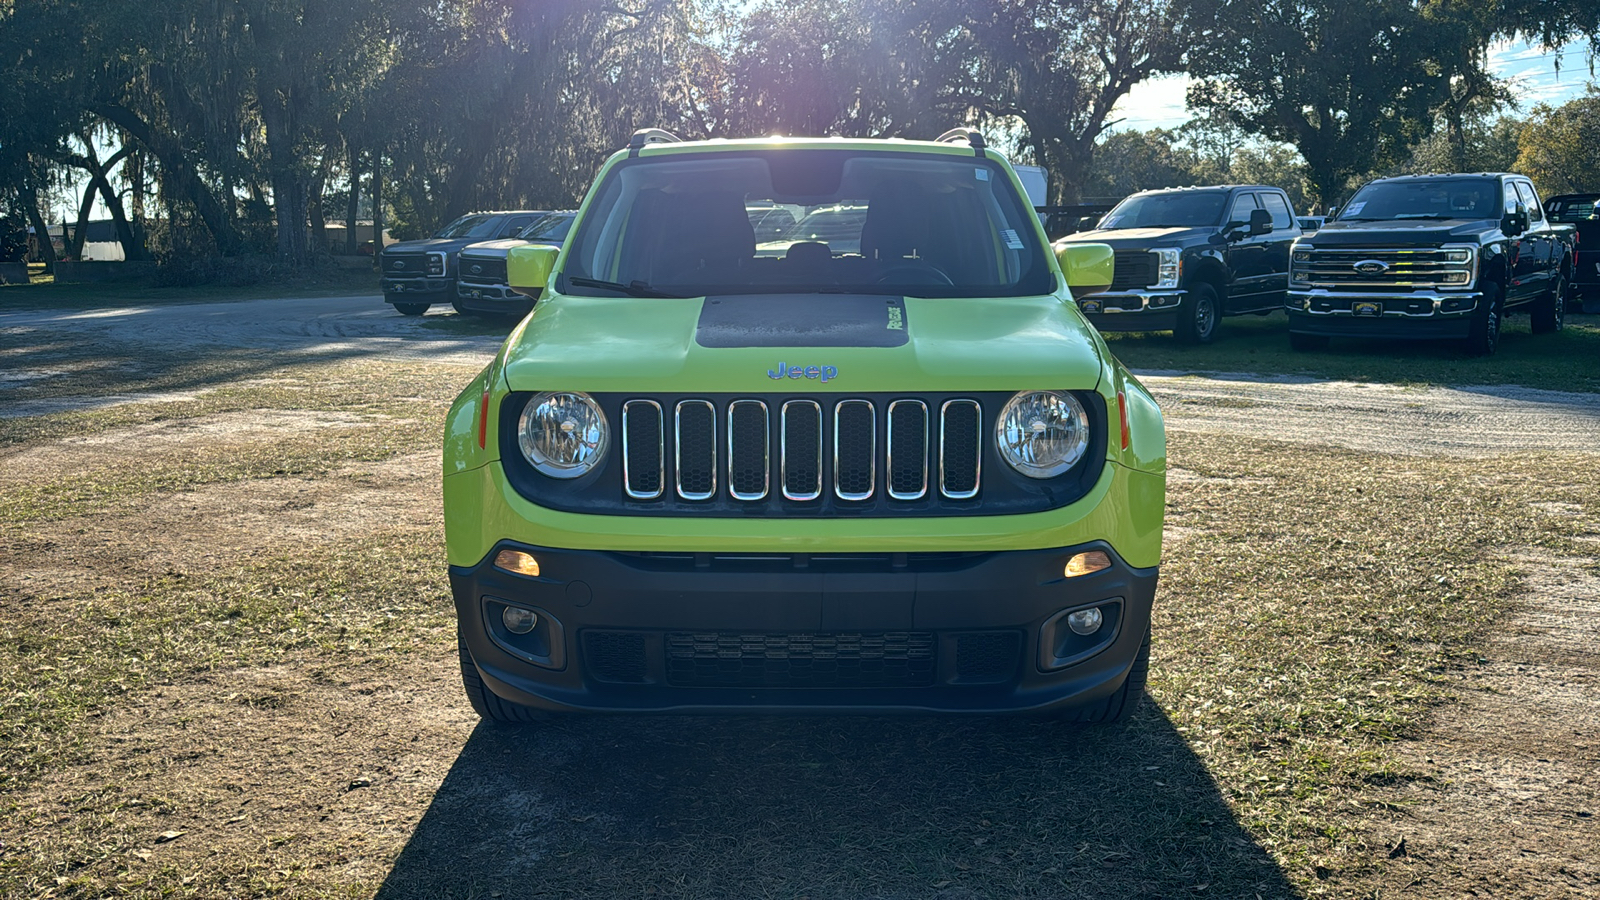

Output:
xmin=1054 ymin=241 xmax=1113 ymax=298
xmin=1504 ymin=203 xmax=1529 ymax=237
xmin=1249 ymin=208 xmax=1273 ymax=236
xmin=507 ymin=245 xmax=561 ymax=298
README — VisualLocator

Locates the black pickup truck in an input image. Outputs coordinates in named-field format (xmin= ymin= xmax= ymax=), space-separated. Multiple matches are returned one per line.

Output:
xmin=379 ymin=210 xmax=549 ymax=315
xmin=1057 ymin=185 xmax=1300 ymax=343
xmin=1545 ymin=193 xmax=1600 ymax=312
xmin=1288 ymin=174 xmax=1574 ymax=355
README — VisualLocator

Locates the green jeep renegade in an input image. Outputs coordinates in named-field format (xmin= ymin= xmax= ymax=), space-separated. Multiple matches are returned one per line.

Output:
xmin=442 ymin=129 xmax=1166 ymax=723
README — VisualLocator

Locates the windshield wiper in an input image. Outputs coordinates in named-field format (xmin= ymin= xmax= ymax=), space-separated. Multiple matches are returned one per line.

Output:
xmin=1393 ymin=214 xmax=1458 ymax=220
xmin=565 ymin=276 xmax=686 ymax=298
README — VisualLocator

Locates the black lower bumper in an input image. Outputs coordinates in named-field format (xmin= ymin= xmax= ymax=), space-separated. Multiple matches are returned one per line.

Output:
xmin=1287 ymin=309 xmax=1472 ymax=340
xmin=451 ymin=542 xmax=1158 ymax=715
xmin=1081 ymin=310 xmax=1181 ymax=333
xmin=382 ymin=279 xmax=452 ymax=303
xmin=454 ymin=286 xmax=534 ymax=317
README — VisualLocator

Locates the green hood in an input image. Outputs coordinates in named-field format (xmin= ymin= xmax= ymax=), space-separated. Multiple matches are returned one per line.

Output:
xmin=500 ymin=293 xmax=1105 ymax=394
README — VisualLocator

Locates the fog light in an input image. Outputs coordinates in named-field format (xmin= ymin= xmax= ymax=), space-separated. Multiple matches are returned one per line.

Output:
xmin=1064 ymin=551 xmax=1111 ymax=578
xmin=494 ymin=549 xmax=540 ymax=577
xmin=1067 ymin=608 xmax=1103 ymax=636
xmin=502 ymin=606 xmax=538 ymax=635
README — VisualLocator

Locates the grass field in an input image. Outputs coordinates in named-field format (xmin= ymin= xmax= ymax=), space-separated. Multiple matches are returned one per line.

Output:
xmin=1 ymin=300 xmax=1596 ymax=898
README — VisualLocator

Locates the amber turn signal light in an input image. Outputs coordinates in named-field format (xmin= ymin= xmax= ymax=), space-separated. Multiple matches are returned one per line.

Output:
xmin=493 ymin=549 xmax=541 ymax=577
xmin=1064 ymin=551 xmax=1111 ymax=578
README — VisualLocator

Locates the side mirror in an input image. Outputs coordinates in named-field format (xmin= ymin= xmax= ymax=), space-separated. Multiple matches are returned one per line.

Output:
xmin=1249 ymin=208 xmax=1273 ymax=236
xmin=1503 ymin=203 xmax=1529 ymax=237
xmin=1055 ymin=241 xmax=1113 ymax=298
xmin=507 ymin=244 xmax=561 ymax=298
xmin=1076 ymin=215 xmax=1101 ymax=232
xmin=1326 ymin=206 xmax=1339 ymax=219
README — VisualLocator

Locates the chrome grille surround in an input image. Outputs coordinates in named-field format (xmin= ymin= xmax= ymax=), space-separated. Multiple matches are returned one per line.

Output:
xmin=727 ymin=399 xmax=771 ymax=501
xmin=621 ymin=399 xmax=664 ymax=500
xmin=833 ymin=399 xmax=877 ymax=501
xmin=939 ymin=399 xmax=982 ymax=500
xmin=780 ymin=400 xmax=823 ymax=501
xmin=1291 ymin=245 xmax=1478 ymax=291
xmin=674 ymin=400 xmax=717 ymax=500
xmin=886 ymin=399 xmax=930 ymax=501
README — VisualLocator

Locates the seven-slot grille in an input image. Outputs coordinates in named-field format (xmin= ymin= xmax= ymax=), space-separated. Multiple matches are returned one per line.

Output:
xmin=1293 ymin=247 xmax=1472 ymax=289
xmin=620 ymin=398 xmax=982 ymax=503
xmin=1109 ymin=250 xmax=1157 ymax=291
xmin=458 ymin=255 xmax=507 ymax=285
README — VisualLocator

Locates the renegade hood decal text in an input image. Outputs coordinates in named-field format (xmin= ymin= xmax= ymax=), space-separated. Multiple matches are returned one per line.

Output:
xmin=768 ymin=362 xmax=838 ymax=383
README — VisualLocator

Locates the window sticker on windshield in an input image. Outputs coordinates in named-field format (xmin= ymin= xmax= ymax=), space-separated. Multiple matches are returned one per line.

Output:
xmin=1343 ymin=201 xmax=1366 ymax=216
xmin=1099 ymin=215 xmax=1121 ymax=228
xmin=974 ymin=168 xmax=990 ymax=181
xmin=1001 ymin=229 xmax=1025 ymax=249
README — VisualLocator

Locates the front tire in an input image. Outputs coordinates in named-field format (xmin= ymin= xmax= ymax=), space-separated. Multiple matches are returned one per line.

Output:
xmin=1059 ymin=630 xmax=1149 ymax=725
xmin=459 ymin=629 xmax=547 ymax=724
xmin=1174 ymin=283 xmax=1220 ymax=345
xmin=392 ymin=301 xmax=431 ymax=316
xmin=1531 ymin=267 xmax=1566 ymax=334
xmin=1464 ymin=283 xmax=1504 ymax=356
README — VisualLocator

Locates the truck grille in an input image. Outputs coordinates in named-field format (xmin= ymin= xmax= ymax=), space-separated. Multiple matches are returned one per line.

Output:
xmin=664 ymin=631 xmax=937 ymax=688
xmin=1292 ymin=247 xmax=1473 ymax=290
xmin=458 ymin=255 xmax=506 ymax=285
xmin=383 ymin=253 xmax=428 ymax=275
xmin=622 ymin=397 xmax=980 ymax=504
xmin=1110 ymin=250 xmax=1156 ymax=290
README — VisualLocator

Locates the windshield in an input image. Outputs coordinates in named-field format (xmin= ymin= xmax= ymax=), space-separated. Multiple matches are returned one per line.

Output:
xmin=1546 ymin=196 xmax=1599 ymax=223
xmin=433 ymin=214 xmax=500 ymax=239
xmin=1339 ymin=179 xmax=1500 ymax=221
xmin=1097 ymin=191 xmax=1227 ymax=229
xmin=559 ymin=150 xmax=1052 ymax=298
xmin=519 ymin=212 xmax=575 ymax=243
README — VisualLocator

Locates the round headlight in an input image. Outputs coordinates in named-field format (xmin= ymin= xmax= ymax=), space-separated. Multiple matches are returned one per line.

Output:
xmin=518 ymin=391 xmax=609 ymax=479
xmin=996 ymin=391 xmax=1090 ymax=478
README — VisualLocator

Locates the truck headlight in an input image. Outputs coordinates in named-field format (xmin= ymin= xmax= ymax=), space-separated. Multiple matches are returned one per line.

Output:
xmin=1153 ymin=248 xmax=1180 ymax=288
xmin=518 ymin=392 xmax=609 ymax=479
xmin=996 ymin=391 xmax=1090 ymax=479
xmin=427 ymin=252 xmax=446 ymax=275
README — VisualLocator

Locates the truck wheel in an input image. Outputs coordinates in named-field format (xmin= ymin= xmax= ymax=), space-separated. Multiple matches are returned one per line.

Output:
xmin=1289 ymin=332 xmax=1329 ymax=352
xmin=1531 ymin=268 xmax=1566 ymax=334
xmin=451 ymin=300 xmax=476 ymax=317
xmin=1174 ymin=283 xmax=1219 ymax=345
xmin=459 ymin=629 xmax=547 ymax=724
xmin=1059 ymin=630 xmax=1149 ymax=725
xmin=393 ymin=301 xmax=431 ymax=316
xmin=1464 ymin=283 xmax=1503 ymax=356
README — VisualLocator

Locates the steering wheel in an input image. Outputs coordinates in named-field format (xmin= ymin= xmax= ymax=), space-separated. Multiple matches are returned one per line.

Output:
xmin=875 ymin=264 xmax=955 ymax=286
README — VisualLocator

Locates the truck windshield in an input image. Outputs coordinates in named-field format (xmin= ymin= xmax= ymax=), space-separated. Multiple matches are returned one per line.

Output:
xmin=1339 ymin=179 xmax=1500 ymax=221
xmin=1097 ymin=191 xmax=1227 ymax=229
xmin=559 ymin=150 xmax=1052 ymax=298
xmin=434 ymin=214 xmax=500 ymax=239
xmin=519 ymin=213 xmax=575 ymax=243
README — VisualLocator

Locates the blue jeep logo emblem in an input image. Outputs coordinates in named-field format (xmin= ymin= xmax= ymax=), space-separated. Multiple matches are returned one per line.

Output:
xmin=1354 ymin=260 xmax=1388 ymax=275
xmin=768 ymin=362 xmax=838 ymax=383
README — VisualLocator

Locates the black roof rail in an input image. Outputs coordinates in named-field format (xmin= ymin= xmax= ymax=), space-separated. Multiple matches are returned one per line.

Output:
xmin=627 ymin=128 xmax=682 ymax=157
xmin=935 ymin=127 xmax=988 ymax=157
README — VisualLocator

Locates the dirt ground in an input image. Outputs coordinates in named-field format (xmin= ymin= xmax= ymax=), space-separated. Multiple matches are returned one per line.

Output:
xmin=1 ymin=296 xmax=1596 ymax=898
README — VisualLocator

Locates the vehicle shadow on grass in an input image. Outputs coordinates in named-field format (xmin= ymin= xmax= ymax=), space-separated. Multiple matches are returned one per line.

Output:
xmin=376 ymin=705 xmax=1300 ymax=900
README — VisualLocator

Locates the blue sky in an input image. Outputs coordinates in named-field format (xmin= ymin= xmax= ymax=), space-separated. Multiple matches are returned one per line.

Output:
xmin=1111 ymin=37 xmax=1597 ymax=133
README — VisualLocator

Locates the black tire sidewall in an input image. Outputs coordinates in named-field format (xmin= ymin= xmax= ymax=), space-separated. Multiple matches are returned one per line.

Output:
xmin=1176 ymin=283 xmax=1219 ymax=344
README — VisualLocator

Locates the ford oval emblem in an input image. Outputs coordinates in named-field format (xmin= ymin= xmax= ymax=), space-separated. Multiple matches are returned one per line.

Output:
xmin=471 ymin=264 xmax=482 ymax=274
xmin=1354 ymin=259 xmax=1389 ymax=275
xmin=393 ymin=260 xmax=406 ymax=270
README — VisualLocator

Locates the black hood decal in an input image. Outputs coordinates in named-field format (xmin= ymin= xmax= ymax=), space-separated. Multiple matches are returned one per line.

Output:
xmin=695 ymin=294 xmax=910 ymax=348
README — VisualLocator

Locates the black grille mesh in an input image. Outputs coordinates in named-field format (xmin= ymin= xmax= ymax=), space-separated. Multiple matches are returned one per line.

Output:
xmin=941 ymin=401 xmax=980 ymax=497
xmin=782 ymin=402 xmax=822 ymax=499
xmin=676 ymin=402 xmax=716 ymax=498
xmin=585 ymin=632 xmax=648 ymax=683
xmin=955 ymin=632 xmax=1021 ymax=679
xmin=1110 ymin=250 xmax=1156 ymax=290
xmin=888 ymin=401 xmax=928 ymax=498
xmin=623 ymin=402 xmax=663 ymax=498
xmin=665 ymin=632 xmax=935 ymax=688
xmin=729 ymin=402 xmax=768 ymax=499
xmin=384 ymin=253 xmax=427 ymax=274
xmin=459 ymin=257 xmax=508 ymax=284
xmin=835 ymin=401 xmax=875 ymax=499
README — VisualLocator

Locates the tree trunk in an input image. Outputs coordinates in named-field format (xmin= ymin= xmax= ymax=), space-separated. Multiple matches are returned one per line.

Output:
xmin=371 ymin=151 xmax=384 ymax=270
xmin=259 ymin=94 xmax=312 ymax=268
xmin=68 ymin=181 xmax=94 ymax=260
xmin=79 ymin=140 xmax=144 ymax=261
xmin=308 ymin=161 xmax=329 ymax=258
xmin=345 ymin=145 xmax=361 ymax=255
xmin=22 ymin=187 xmax=58 ymax=271
xmin=91 ymin=103 xmax=243 ymax=255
